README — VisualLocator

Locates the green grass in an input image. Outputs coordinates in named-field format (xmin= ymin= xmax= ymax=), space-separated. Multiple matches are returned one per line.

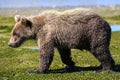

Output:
xmin=0 ymin=11 xmax=120 ymax=80
xmin=104 ymin=15 xmax=120 ymax=25
xmin=98 ymin=10 xmax=120 ymax=24
xmin=0 ymin=26 xmax=120 ymax=80
xmin=0 ymin=16 xmax=15 ymax=26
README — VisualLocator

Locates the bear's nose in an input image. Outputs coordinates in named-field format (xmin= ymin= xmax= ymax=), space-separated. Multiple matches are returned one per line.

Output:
xmin=8 ymin=42 xmax=15 ymax=47
xmin=8 ymin=42 xmax=12 ymax=47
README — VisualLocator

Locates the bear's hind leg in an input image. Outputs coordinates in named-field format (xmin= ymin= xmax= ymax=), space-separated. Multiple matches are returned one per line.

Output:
xmin=91 ymin=45 xmax=115 ymax=72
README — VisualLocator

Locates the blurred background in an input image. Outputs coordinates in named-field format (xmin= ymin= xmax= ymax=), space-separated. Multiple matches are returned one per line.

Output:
xmin=0 ymin=0 xmax=120 ymax=8
xmin=0 ymin=0 xmax=120 ymax=17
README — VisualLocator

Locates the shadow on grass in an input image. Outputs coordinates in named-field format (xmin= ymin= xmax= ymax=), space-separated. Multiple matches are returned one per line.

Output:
xmin=47 ymin=64 xmax=120 ymax=73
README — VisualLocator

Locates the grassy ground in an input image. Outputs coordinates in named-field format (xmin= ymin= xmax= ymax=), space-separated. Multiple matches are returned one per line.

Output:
xmin=103 ymin=15 xmax=120 ymax=25
xmin=0 ymin=10 xmax=120 ymax=80
xmin=99 ymin=10 xmax=120 ymax=24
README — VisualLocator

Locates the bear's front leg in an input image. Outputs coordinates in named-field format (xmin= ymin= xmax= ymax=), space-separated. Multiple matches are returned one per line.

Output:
xmin=37 ymin=40 xmax=54 ymax=74
xmin=28 ymin=41 xmax=54 ymax=74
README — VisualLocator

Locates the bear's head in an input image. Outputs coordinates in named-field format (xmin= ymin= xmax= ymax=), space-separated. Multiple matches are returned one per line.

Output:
xmin=8 ymin=15 xmax=33 ymax=48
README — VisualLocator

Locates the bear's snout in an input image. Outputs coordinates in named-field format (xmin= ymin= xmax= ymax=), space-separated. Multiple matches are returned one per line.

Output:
xmin=8 ymin=42 xmax=18 ymax=48
xmin=8 ymin=37 xmax=20 ymax=48
xmin=8 ymin=36 xmax=25 ymax=48
xmin=8 ymin=42 xmax=13 ymax=47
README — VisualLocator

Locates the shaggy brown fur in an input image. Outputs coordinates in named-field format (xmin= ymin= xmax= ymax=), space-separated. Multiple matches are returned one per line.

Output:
xmin=8 ymin=8 xmax=115 ymax=74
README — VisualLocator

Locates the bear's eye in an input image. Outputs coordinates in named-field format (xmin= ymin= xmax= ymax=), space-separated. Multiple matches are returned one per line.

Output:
xmin=13 ymin=32 xmax=20 ymax=37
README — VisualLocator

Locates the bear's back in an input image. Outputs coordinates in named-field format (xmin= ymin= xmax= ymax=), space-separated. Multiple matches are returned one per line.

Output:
xmin=42 ymin=8 xmax=96 ymax=23
xmin=60 ymin=8 xmax=95 ymax=17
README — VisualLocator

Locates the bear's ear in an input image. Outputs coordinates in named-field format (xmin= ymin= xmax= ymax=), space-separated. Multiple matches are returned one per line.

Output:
xmin=26 ymin=19 xmax=32 ymax=29
xmin=21 ymin=17 xmax=32 ymax=29
xmin=14 ymin=15 xmax=21 ymax=22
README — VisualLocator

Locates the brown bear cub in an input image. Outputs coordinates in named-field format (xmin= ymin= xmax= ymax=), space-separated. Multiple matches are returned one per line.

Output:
xmin=8 ymin=8 xmax=115 ymax=74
